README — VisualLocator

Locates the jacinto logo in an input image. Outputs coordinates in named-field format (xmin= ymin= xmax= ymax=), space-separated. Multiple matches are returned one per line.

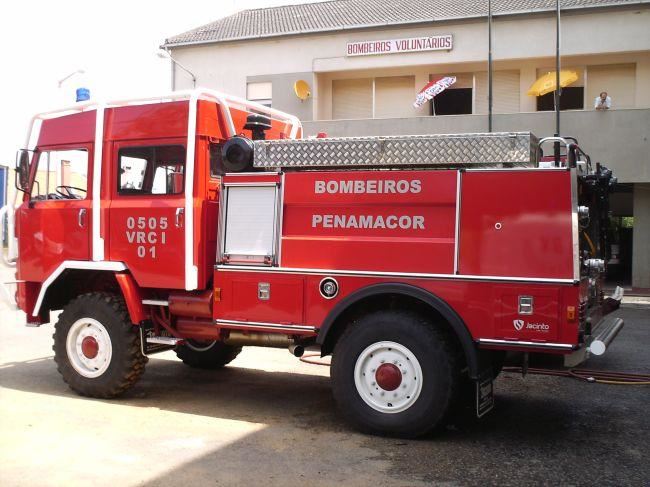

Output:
xmin=513 ymin=319 xmax=525 ymax=331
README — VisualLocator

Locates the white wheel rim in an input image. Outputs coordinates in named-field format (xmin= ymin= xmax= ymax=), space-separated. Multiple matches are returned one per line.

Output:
xmin=65 ymin=318 xmax=113 ymax=378
xmin=354 ymin=341 xmax=423 ymax=414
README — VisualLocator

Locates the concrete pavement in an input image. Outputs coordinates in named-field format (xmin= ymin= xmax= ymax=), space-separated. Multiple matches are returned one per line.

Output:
xmin=1 ymin=269 xmax=648 ymax=486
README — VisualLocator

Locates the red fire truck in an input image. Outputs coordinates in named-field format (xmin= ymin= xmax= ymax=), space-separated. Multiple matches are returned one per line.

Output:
xmin=1 ymin=89 xmax=624 ymax=437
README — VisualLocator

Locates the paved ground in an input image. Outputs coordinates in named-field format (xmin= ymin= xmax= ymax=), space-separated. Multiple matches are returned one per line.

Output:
xmin=1 ymin=274 xmax=648 ymax=486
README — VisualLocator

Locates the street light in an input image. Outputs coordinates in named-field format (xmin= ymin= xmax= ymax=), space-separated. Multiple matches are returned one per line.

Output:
xmin=58 ymin=69 xmax=85 ymax=88
xmin=157 ymin=50 xmax=197 ymax=89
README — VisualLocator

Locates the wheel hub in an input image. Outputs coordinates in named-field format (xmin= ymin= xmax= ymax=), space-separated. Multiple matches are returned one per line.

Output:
xmin=375 ymin=363 xmax=402 ymax=391
xmin=81 ymin=336 xmax=99 ymax=359
xmin=354 ymin=341 xmax=423 ymax=414
xmin=65 ymin=318 xmax=113 ymax=378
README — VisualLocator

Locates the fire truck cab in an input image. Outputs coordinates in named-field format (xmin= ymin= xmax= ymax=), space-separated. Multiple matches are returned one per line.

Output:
xmin=1 ymin=89 xmax=623 ymax=437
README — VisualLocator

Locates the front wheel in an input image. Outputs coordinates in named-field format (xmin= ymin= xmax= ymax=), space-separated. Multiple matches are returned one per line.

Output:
xmin=53 ymin=292 xmax=147 ymax=398
xmin=331 ymin=310 xmax=460 ymax=438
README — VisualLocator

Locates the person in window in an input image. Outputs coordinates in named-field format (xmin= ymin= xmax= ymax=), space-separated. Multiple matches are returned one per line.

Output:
xmin=594 ymin=91 xmax=611 ymax=110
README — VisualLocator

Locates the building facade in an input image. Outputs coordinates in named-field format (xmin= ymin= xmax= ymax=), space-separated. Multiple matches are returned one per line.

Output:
xmin=164 ymin=0 xmax=650 ymax=289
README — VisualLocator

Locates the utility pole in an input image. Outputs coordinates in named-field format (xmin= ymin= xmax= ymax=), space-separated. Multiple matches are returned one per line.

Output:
xmin=488 ymin=0 xmax=493 ymax=132
xmin=554 ymin=0 xmax=562 ymax=163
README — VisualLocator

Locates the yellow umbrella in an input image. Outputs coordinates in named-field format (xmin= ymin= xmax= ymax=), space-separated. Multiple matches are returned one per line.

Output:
xmin=527 ymin=70 xmax=579 ymax=96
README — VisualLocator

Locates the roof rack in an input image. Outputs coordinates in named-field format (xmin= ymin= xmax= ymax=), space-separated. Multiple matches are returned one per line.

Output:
xmin=253 ymin=132 xmax=539 ymax=170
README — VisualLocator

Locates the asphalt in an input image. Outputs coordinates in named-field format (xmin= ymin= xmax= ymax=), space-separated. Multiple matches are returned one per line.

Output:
xmin=0 ymin=272 xmax=648 ymax=486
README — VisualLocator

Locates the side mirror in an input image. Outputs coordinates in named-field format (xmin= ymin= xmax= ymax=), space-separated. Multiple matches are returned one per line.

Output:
xmin=15 ymin=150 xmax=31 ymax=193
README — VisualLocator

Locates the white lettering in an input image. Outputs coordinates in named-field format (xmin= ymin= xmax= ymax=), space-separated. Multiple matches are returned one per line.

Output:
xmin=312 ymin=178 xmax=423 ymax=195
xmin=339 ymin=180 xmax=353 ymax=193
xmin=311 ymin=214 xmax=426 ymax=230
xmin=359 ymin=215 xmax=372 ymax=228
xmin=126 ymin=217 xmax=135 ymax=229
xmin=147 ymin=232 xmax=157 ymax=244
xmin=396 ymin=180 xmax=409 ymax=194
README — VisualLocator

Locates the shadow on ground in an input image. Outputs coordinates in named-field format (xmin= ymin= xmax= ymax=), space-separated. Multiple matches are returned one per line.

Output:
xmin=1 ymin=305 xmax=648 ymax=486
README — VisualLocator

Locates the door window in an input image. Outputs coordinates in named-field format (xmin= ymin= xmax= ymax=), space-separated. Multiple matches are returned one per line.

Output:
xmin=118 ymin=145 xmax=185 ymax=195
xmin=32 ymin=149 xmax=88 ymax=200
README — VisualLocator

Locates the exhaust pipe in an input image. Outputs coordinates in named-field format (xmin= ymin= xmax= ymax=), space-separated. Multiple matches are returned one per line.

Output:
xmin=221 ymin=332 xmax=307 ymax=357
xmin=289 ymin=344 xmax=305 ymax=357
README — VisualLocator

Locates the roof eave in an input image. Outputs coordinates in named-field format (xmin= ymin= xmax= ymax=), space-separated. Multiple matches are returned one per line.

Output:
xmin=162 ymin=2 xmax=650 ymax=49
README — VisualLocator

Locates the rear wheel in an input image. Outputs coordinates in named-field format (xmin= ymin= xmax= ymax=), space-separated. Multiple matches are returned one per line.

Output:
xmin=175 ymin=340 xmax=242 ymax=369
xmin=53 ymin=292 xmax=147 ymax=398
xmin=331 ymin=310 xmax=460 ymax=438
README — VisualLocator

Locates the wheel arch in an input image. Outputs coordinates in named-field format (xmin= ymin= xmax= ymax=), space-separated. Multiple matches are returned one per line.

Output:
xmin=317 ymin=283 xmax=481 ymax=379
xmin=34 ymin=261 xmax=145 ymax=325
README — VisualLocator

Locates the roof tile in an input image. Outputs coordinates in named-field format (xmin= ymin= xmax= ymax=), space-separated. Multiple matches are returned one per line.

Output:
xmin=164 ymin=0 xmax=647 ymax=46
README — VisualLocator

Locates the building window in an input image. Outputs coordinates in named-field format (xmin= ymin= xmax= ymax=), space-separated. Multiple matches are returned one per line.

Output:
xmin=474 ymin=70 xmax=521 ymax=114
xmin=537 ymin=87 xmax=585 ymax=111
xmin=429 ymin=73 xmax=473 ymax=116
xmin=586 ymin=63 xmax=636 ymax=109
xmin=247 ymin=81 xmax=272 ymax=107
xmin=432 ymin=88 xmax=473 ymax=115
xmin=332 ymin=78 xmax=373 ymax=119
xmin=374 ymin=76 xmax=415 ymax=118
xmin=118 ymin=145 xmax=185 ymax=196
xmin=535 ymin=67 xmax=584 ymax=111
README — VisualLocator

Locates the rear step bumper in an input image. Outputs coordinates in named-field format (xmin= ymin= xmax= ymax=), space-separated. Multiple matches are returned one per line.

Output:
xmin=564 ymin=286 xmax=625 ymax=367
xmin=588 ymin=315 xmax=624 ymax=356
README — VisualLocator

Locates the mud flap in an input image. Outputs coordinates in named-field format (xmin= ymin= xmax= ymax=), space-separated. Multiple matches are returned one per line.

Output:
xmin=476 ymin=371 xmax=495 ymax=418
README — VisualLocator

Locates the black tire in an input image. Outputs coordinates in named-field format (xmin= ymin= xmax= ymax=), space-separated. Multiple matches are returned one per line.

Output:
xmin=175 ymin=340 xmax=242 ymax=369
xmin=53 ymin=292 xmax=147 ymax=398
xmin=331 ymin=310 xmax=461 ymax=438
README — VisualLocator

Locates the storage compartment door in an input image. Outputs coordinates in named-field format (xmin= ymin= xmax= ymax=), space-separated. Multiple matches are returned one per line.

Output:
xmin=222 ymin=185 xmax=279 ymax=265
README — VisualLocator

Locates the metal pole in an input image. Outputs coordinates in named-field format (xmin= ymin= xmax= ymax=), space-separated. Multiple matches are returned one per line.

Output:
xmin=555 ymin=0 xmax=561 ymax=136
xmin=488 ymin=0 xmax=493 ymax=132
xmin=554 ymin=0 xmax=561 ymax=164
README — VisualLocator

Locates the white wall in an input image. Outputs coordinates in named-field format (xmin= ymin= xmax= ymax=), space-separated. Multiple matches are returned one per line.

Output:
xmin=169 ymin=6 xmax=650 ymax=115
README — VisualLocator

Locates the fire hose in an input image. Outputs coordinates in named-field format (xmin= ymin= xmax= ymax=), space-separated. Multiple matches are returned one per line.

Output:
xmin=299 ymin=354 xmax=650 ymax=385
xmin=502 ymin=367 xmax=650 ymax=385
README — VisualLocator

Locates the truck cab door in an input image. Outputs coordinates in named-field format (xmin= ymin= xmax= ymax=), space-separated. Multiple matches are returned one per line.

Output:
xmin=108 ymin=141 xmax=188 ymax=289
xmin=17 ymin=147 xmax=91 ymax=282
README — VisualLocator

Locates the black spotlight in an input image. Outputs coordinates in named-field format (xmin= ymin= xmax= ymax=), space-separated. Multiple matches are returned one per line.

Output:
xmin=244 ymin=113 xmax=272 ymax=140
xmin=221 ymin=136 xmax=254 ymax=173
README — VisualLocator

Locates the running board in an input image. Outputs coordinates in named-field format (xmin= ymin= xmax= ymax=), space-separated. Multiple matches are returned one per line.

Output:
xmin=139 ymin=325 xmax=183 ymax=356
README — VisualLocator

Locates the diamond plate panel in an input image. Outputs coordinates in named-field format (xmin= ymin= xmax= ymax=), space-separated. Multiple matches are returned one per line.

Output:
xmin=253 ymin=132 xmax=539 ymax=169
